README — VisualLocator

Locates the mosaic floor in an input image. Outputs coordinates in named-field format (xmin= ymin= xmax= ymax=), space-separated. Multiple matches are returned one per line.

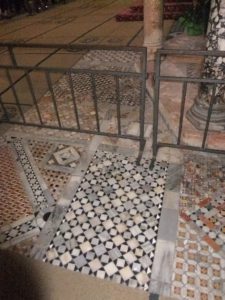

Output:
xmin=43 ymin=150 xmax=168 ymax=291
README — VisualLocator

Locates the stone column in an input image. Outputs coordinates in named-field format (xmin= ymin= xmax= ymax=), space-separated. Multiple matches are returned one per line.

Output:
xmin=187 ymin=0 xmax=225 ymax=130
xmin=144 ymin=0 xmax=163 ymax=61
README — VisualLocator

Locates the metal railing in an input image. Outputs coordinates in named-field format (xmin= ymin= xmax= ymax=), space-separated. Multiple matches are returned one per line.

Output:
xmin=151 ymin=48 xmax=225 ymax=167
xmin=0 ymin=43 xmax=147 ymax=163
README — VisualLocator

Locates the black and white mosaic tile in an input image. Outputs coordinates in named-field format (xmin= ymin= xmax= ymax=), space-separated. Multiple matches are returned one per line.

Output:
xmin=43 ymin=150 xmax=168 ymax=291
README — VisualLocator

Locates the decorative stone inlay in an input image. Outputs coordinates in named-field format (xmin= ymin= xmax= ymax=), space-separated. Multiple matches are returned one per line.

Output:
xmin=42 ymin=143 xmax=85 ymax=174
xmin=51 ymin=146 xmax=80 ymax=167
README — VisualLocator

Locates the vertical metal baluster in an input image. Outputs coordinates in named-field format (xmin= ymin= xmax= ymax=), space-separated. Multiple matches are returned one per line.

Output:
xmin=45 ymin=71 xmax=62 ymax=128
xmin=91 ymin=74 xmax=100 ymax=132
xmin=177 ymin=81 xmax=187 ymax=145
xmin=202 ymin=83 xmax=217 ymax=149
xmin=115 ymin=76 xmax=121 ymax=135
xmin=0 ymin=94 xmax=9 ymax=121
xmin=26 ymin=73 xmax=43 ymax=125
xmin=68 ymin=71 xmax=80 ymax=130
xmin=150 ymin=51 xmax=161 ymax=169
xmin=136 ymin=48 xmax=147 ymax=165
xmin=6 ymin=69 xmax=26 ymax=123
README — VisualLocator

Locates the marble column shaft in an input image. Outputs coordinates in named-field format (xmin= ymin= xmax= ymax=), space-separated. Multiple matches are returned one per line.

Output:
xmin=144 ymin=0 xmax=163 ymax=61
xmin=187 ymin=0 xmax=225 ymax=130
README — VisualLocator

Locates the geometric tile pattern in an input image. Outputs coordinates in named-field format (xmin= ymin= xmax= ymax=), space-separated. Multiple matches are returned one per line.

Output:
xmin=171 ymin=218 xmax=225 ymax=300
xmin=43 ymin=150 xmax=168 ymax=291
xmin=0 ymin=143 xmax=33 ymax=227
xmin=49 ymin=50 xmax=143 ymax=107
xmin=28 ymin=139 xmax=53 ymax=163
xmin=41 ymin=169 xmax=70 ymax=202
xmin=180 ymin=154 xmax=225 ymax=254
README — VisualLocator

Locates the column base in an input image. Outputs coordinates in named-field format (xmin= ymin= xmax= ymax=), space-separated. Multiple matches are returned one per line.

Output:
xmin=186 ymin=100 xmax=225 ymax=131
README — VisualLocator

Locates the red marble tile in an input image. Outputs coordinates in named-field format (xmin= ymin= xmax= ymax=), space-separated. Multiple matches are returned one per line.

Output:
xmin=203 ymin=236 xmax=220 ymax=252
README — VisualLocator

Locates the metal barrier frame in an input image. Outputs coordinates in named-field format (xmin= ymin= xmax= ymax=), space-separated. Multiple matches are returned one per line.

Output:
xmin=0 ymin=42 xmax=147 ymax=163
xmin=151 ymin=48 xmax=225 ymax=168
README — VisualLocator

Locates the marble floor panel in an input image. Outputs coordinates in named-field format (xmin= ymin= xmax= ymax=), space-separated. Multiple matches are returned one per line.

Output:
xmin=171 ymin=218 xmax=225 ymax=300
xmin=43 ymin=149 xmax=168 ymax=291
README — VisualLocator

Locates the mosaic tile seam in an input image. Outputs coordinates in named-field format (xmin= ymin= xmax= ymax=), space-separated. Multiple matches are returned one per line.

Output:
xmin=179 ymin=156 xmax=225 ymax=254
xmin=43 ymin=150 xmax=168 ymax=291
xmin=171 ymin=218 xmax=225 ymax=300
xmin=43 ymin=143 xmax=85 ymax=173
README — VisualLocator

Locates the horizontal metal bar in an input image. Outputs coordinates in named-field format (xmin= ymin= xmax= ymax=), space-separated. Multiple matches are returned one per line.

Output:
xmin=157 ymin=142 xmax=225 ymax=155
xmin=159 ymin=75 xmax=225 ymax=84
xmin=158 ymin=48 xmax=225 ymax=57
xmin=0 ymin=120 xmax=144 ymax=141
xmin=0 ymin=42 xmax=146 ymax=54
xmin=0 ymin=64 xmax=142 ymax=78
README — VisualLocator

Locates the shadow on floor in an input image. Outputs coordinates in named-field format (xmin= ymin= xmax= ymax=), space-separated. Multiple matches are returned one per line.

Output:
xmin=0 ymin=250 xmax=43 ymax=300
